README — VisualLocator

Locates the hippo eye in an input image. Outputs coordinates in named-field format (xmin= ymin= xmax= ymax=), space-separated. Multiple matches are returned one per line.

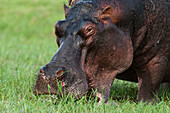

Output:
xmin=87 ymin=27 xmax=93 ymax=33
xmin=80 ymin=23 xmax=96 ymax=38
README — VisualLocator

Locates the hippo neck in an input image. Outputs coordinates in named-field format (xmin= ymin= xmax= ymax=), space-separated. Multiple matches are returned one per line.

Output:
xmin=131 ymin=0 xmax=169 ymax=67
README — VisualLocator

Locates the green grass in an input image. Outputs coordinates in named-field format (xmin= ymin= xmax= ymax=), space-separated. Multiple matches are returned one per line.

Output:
xmin=0 ymin=0 xmax=169 ymax=112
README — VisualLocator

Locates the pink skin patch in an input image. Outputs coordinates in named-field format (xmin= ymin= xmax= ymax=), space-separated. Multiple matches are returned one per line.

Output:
xmin=62 ymin=82 xmax=65 ymax=87
xmin=96 ymin=93 xmax=103 ymax=103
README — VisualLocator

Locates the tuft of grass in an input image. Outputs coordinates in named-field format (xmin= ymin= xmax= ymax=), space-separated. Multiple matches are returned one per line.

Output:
xmin=0 ymin=0 xmax=169 ymax=112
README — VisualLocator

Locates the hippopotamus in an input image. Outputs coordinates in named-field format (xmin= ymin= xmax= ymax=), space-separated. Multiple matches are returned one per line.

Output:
xmin=33 ymin=0 xmax=170 ymax=103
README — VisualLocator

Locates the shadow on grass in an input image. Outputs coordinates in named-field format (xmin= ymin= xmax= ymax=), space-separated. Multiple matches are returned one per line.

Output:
xmin=110 ymin=79 xmax=169 ymax=103
xmin=110 ymin=79 xmax=138 ymax=103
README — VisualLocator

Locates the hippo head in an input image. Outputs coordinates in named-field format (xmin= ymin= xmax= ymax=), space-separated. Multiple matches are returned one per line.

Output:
xmin=33 ymin=1 xmax=133 ymax=99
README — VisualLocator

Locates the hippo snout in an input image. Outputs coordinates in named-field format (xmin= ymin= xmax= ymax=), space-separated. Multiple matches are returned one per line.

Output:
xmin=33 ymin=66 xmax=67 ymax=95
xmin=34 ymin=63 xmax=88 ymax=98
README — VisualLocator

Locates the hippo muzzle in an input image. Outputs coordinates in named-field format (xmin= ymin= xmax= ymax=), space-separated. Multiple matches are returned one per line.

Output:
xmin=33 ymin=61 xmax=88 ymax=98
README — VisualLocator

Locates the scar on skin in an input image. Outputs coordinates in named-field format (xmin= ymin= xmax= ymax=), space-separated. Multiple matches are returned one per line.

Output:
xmin=96 ymin=92 xmax=103 ymax=103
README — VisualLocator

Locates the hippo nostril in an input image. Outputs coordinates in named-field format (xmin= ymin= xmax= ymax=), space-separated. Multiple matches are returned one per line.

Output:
xmin=39 ymin=69 xmax=44 ymax=73
xmin=55 ymin=67 xmax=65 ymax=79
xmin=56 ymin=69 xmax=64 ymax=76
xmin=56 ymin=69 xmax=63 ymax=76
xmin=38 ymin=68 xmax=45 ymax=77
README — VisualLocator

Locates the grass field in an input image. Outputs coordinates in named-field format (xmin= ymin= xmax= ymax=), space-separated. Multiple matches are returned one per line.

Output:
xmin=0 ymin=0 xmax=169 ymax=112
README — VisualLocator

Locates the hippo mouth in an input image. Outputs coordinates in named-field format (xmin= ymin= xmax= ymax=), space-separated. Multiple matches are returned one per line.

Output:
xmin=33 ymin=62 xmax=89 ymax=99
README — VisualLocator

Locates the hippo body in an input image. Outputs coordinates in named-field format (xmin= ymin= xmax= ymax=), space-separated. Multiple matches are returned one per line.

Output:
xmin=34 ymin=0 xmax=170 ymax=103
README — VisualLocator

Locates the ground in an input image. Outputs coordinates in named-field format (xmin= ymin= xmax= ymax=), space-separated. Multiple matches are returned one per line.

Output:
xmin=0 ymin=0 xmax=169 ymax=112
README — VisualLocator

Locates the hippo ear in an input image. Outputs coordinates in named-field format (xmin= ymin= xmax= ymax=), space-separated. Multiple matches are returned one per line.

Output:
xmin=64 ymin=3 xmax=70 ymax=17
xmin=68 ymin=0 xmax=80 ymax=6
xmin=68 ymin=0 xmax=74 ymax=6
xmin=101 ymin=6 xmax=113 ymax=20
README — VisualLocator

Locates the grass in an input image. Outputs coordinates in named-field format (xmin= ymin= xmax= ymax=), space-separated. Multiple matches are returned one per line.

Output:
xmin=0 ymin=0 xmax=169 ymax=112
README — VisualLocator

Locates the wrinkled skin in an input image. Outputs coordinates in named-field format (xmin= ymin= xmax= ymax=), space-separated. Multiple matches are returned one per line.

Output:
xmin=34 ymin=0 xmax=170 ymax=103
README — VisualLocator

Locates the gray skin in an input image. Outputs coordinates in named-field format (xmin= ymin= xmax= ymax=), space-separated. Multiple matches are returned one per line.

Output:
xmin=34 ymin=0 xmax=170 ymax=103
